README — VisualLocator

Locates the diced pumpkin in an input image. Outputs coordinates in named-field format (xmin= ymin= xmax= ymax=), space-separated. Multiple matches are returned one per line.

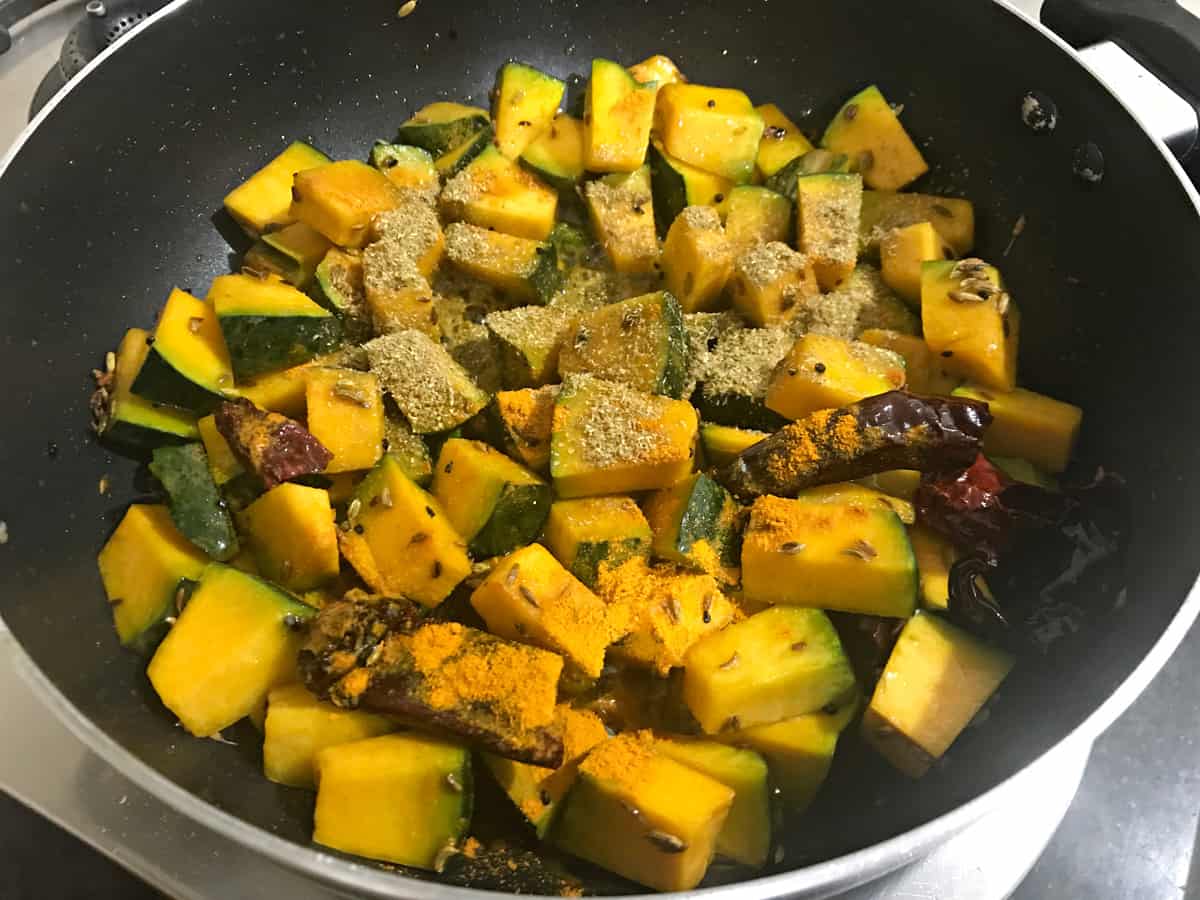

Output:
xmin=557 ymin=291 xmax=688 ymax=397
xmin=550 ymin=375 xmax=698 ymax=498
xmin=247 ymin=221 xmax=332 ymax=289
xmin=795 ymin=173 xmax=863 ymax=291
xmin=552 ymin=732 xmax=735 ymax=892
xmin=699 ymin=423 xmax=766 ymax=468
xmin=336 ymin=454 xmax=472 ymax=606
xmin=242 ymin=483 xmax=340 ymax=591
xmin=434 ymin=126 xmax=495 ymax=178
xmin=543 ymin=496 xmax=653 ymax=588
xmin=909 ymin=523 xmax=962 ymax=610
xmin=471 ymin=544 xmax=618 ymax=678
xmin=493 ymin=62 xmax=566 ymax=159
xmin=304 ymin=367 xmax=385 ymax=474
xmin=729 ymin=241 xmax=818 ymax=327
xmin=369 ymin=143 xmax=440 ymax=201
xmin=313 ymin=733 xmax=472 ymax=868
xmin=98 ymin=327 xmax=199 ymax=451
xmin=642 ymin=473 xmax=740 ymax=584
xmin=361 ymin=253 xmax=439 ymax=339
xmin=656 ymin=83 xmax=763 ymax=184
xmin=520 ymin=113 xmax=587 ymax=194
xmin=794 ymin=482 xmax=915 ymax=524
xmin=856 ymin=468 xmax=922 ymax=501
xmin=365 ymin=330 xmax=490 ymax=434
xmin=881 ymin=221 xmax=954 ymax=304
xmin=223 ymin=141 xmax=330 ymax=235
xmin=952 ymin=385 xmax=1082 ymax=473
xmin=147 ymin=564 xmax=315 ymax=736
xmin=486 ymin=305 xmax=575 ymax=388
xmin=583 ymin=164 xmax=659 ymax=274
xmin=431 ymin=438 xmax=552 ymax=557
xmin=263 ymin=683 xmax=397 ymax=789
xmin=763 ymin=148 xmax=855 ymax=201
xmin=661 ymin=206 xmax=734 ymax=313
xmin=682 ymin=606 xmax=855 ymax=734
xmin=440 ymin=144 xmax=558 ymax=240
xmin=396 ymin=101 xmax=491 ymax=156
xmin=290 ymin=160 xmax=403 ymax=248
xmin=197 ymin=414 xmax=242 ymax=485
xmin=654 ymin=737 xmax=771 ymax=867
xmin=921 ymin=259 xmax=1020 ymax=391
xmin=724 ymin=186 xmax=792 ymax=255
xmin=648 ymin=141 xmax=733 ymax=232
xmin=584 ymin=58 xmax=657 ymax=173
xmin=695 ymin=326 xmax=793 ymax=431
xmin=314 ymin=248 xmax=371 ymax=340
xmin=486 ymin=385 xmax=558 ymax=473
xmin=740 ymin=495 xmax=918 ymax=618
xmin=765 ymin=332 xmax=905 ymax=420
xmin=131 ymin=288 xmax=234 ymax=414
xmin=598 ymin=558 xmax=736 ymax=675
xmin=628 ymin=54 xmax=686 ymax=88
xmin=857 ymin=327 xmax=959 ymax=395
xmin=444 ymin=222 xmax=561 ymax=304
xmin=209 ymin=273 xmax=341 ymax=382
xmin=862 ymin=613 xmax=1013 ymax=777
xmin=754 ymin=103 xmax=814 ymax=178
xmin=719 ymin=709 xmax=845 ymax=812
xmin=368 ymin=200 xmax=446 ymax=279
xmin=97 ymin=504 xmax=208 ymax=651
xmin=383 ymin=413 xmax=434 ymax=486
xmin=821 ymin=85 xmax=928 ymax=191
xmin=859 ymin=191 xmax=976 ymax=257
xmin=233 ymin=361 xmax=312 ymax=419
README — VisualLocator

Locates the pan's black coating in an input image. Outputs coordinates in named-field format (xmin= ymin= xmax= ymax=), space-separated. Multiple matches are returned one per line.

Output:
xmin=1 ymin=0 xmax=1199 ymax=888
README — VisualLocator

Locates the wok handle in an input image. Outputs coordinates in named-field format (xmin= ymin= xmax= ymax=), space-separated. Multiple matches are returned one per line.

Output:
xmin=1042 ymin=0 xmax=1200 ymax=160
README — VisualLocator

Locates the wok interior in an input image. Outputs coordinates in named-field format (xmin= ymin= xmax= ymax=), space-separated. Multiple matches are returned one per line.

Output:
xmin=1 ymin=0 xmax=1198 ymax=890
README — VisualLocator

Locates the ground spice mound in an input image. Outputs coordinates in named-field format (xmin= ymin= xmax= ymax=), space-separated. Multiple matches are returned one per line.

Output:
xmin=735 ymin=240 xmax=808 ymax=288
xmin=701 ymin=326 xmax=794 ymax=400
xmin=365 ymin=329 xmax=487 ymax=433
xmin=583 ymin=175 xmax=659 ymax=270
xmin=578 ymin=730 xmax=660 ymax=789
xmin=795 ymin=264 xmax=918 ymax=340
xmin=485 ymin=305 xmax=574 ymax=382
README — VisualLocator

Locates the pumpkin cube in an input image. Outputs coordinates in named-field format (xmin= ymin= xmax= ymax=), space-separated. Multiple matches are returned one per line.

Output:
xmin=234 ymin=362 xmax=312 ymax=418
xmin=471 ymin=543 xmax=619 ymax=678
xmin=857 ymin=327 xmax=959 ymax=395
xmin=741 ymin=495 xmax=918 ymax=619
xmin=304 ymin=368 xmax=385 ymax=474
xmin=486 ymin=385 xmax=558 ymax=473
xmin=336 ymin=454 xmax=472 ymax=607
xmin=952 ymin=385 xmax=1082 ymax=473
xmin=795 ymin=173 xmax=862 ymax=291
xmin=224 ymin=141 xmax=330 ymax=236
xmin=365 ymin=330 xmax=490 ymax=434
xmin=754 ymin=103 xmax=814 ymax=178
xmin=440 ymin=145 xmax=558 ymax=240
xmin=486 ymin=306 xmax=575 ymax=388
xmin=729 ymin=241 xmax=818 ymax=327
xmin=584 ymin=165 xmax=659 ymax=274
xmin=910 ymin=523 xmax=961 ymax=610
xmin=682 ymin=606 xmax=855 ymax=734
xmin=550 ymin=375 xmax=698 ymax=498
xmin=719 ymin=710 xmax=845 ymax=811
xmin=263 ymin=683 xmax=397 ymax=789
xmin=370 ymin=143 xmax=439 ymax=201
xmin=642 ymin=473 xmax=740 ymax=585
xmin=242 ymin=483 xmax=340 ymax=591
xmin=543 ymin=496 xmax=653 ymax=588
xmin=656 ymin=83 xmax=764 ymax=184
xmin=290 ymin=160 xmax=404 ymax=248
xmin=881 ymin=221 xmax=954 ymax=304
xmin=492 ymin=62 xmax=566 ymax=159
xmin=921 ymin=259 xmax=1020 ymax=391
xmin=765 ymin=333 xmax=906 ymax=420
xmin=860 ymin=191 xmax=976 ymax=258
xmin=431 ymin=438 xmax=551 ymax=558
xmin=197 ymin=414 xmax=243 ymax=485
xmin=821 ymin=85 xmax=929 ymax=191
xmin=724 ymin=186 xmax=792 ymax=256
xmin=699 ymin=423 xmax=767 ymax=468
xmin=521 ymin=114 xmax=587 ymax=195
xmin=793 ymin=482 xmax=914 ymax=524
xmin=648 ymin=141 xmax=734 ymax=230
xmin=661 ymin=206 xmax=734 ymax=313
xmin=628 ymin=54 xmax=686 ymax=89
xmin=368 ymin=202 xmax=446 ymax=279
xmin=97 ymin=504 xmax=209 ymax=650
xmin=361 ymin=255 xmax=439 ymax=339
xmin=585 ymin=58 xmax=657 ymax=172
xmin=313 ymin=733 xmax=471 ymax=868
xmin=444 ymin=222 xmax=561 ymax=304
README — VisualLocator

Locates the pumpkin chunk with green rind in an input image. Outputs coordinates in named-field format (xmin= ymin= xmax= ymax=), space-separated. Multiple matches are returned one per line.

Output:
xmin=365 ymin=330 xmax=489 ymax=434
xmin=337 ymin=454 xmax=471 ymax=607
xmin=209 ymin=273 xmax=341 ymax=382
xmin=628 ymin=53 xmax=686 ymax=88
xmin=493 ymin=62 xmax=566 ymax=159
xmin=485 ymin=306 xmax=575 ymax=389
xmin=584 ymin=164 xmax=659 ymax=274
xmin=821 ymin=85 xmax=928 ymax=191
xmin=763 ymin=149 xmax=854 ymax=202
xmin=97 ymin=504 xmax=209 ymax=651
xmin=550 ymin=375 xmax=698 ymax=498
xmin=654 ymin=737 xmax=771 ymax=867
xmin=397 ymin=101 xmax=491 ymax=156
xmin=444 ymin=222 xmax=562 ymax=304
xmin=740 ymin=495 xmax=917 ymax=617
xmin=432 ymin=438 xmax=552 ymax=558
xmin=765 ymin=332 xmax=906 ymax=421
xmin=485 ymin=385 xmax=558 ymax=473
xmin=859 ymin=191 xmax=975 ymax=257
xmin=724 ymin=186 xmax=792 ymax=256
xmin=149 ymin=443 xmax=239 ymax=561
xmin=290 ymin=160 xmax=404 ymax=248
xmin=313 ymin=733 xmax=472 ymax=868
xmin=471 ymin=544 xmax=619 ymax=678
xmin=584 ymin=58 xmax=657 ymax=173
xmin=520 ymin=114 xmax=586 ymax=194
xmin=643 ymin=473 xmax=740 ymax=585
xmin=655 ymin=83 xmax=763 ymax=184
xmin=147 ymin=564 xmax=315 ymax=736
xmin=696 ymin=326 xmax=793 ymax=432
xmin=434 ymin=126 xmax=494 ymax=179
xmin=263 ymin=683 xmax=397 ymax=789
xmin=369 ymin=143 xmax=439 ymax=202
xmin=699 ymin=424 xmax=766 ymax=469
xmin=793 ymin=482 xmax=915 ymax=525
xmin=557 ymin=291 xmax=688 ymax=398
xmin=440 ymin=145 xmax=558 ymax=241
xmin=952 ymin=384 xmax=1082 ymax=474
xmin=754 ymin=103 xmax=814 ymax=178
xmin=552 ymin=732 xmax=735 ymax=892
xmin=132 ymin=288 xmax=234 ymax=414
xmin=648 ymin=141 xmax=733 ymax=233
xmin=661 ymin=206 xmax=734 ymax=314
xmin=729 ymin=242 xmax=818 ymax=328
xmin=98 ymin=327 xmax=199 ymax=451
xmin=921 ymin=258 xmax=1020 ymax=391
xmin=542 ymin=496 xmax=652 ymax=588
xmin=223 ymin=140 xmax=330 ymax=236
xmin=795 ymin=173 xmax=863 ymax=291
xmin=242 ymin=482 xmax=339 ymax=592
xmin=862 ymin=613 xmax=1013 ymax=777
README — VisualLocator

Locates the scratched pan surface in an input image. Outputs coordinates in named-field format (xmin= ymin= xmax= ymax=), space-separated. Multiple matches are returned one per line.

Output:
xmin=1 ymin=0 xmax=1199 ymax=896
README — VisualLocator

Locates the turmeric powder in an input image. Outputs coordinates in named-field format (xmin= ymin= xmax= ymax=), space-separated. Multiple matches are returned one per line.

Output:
xmin=577 ymin=730 xmax=660 ymax=789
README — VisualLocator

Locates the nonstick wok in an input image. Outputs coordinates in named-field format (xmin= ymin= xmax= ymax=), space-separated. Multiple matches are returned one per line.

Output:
xmin=2 ymin=0 xmax=1200 ymax=895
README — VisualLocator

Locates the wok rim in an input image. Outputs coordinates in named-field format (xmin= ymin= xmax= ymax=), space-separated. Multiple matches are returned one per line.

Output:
xmin=2 ymin=0 xmax=1198 ymax=896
